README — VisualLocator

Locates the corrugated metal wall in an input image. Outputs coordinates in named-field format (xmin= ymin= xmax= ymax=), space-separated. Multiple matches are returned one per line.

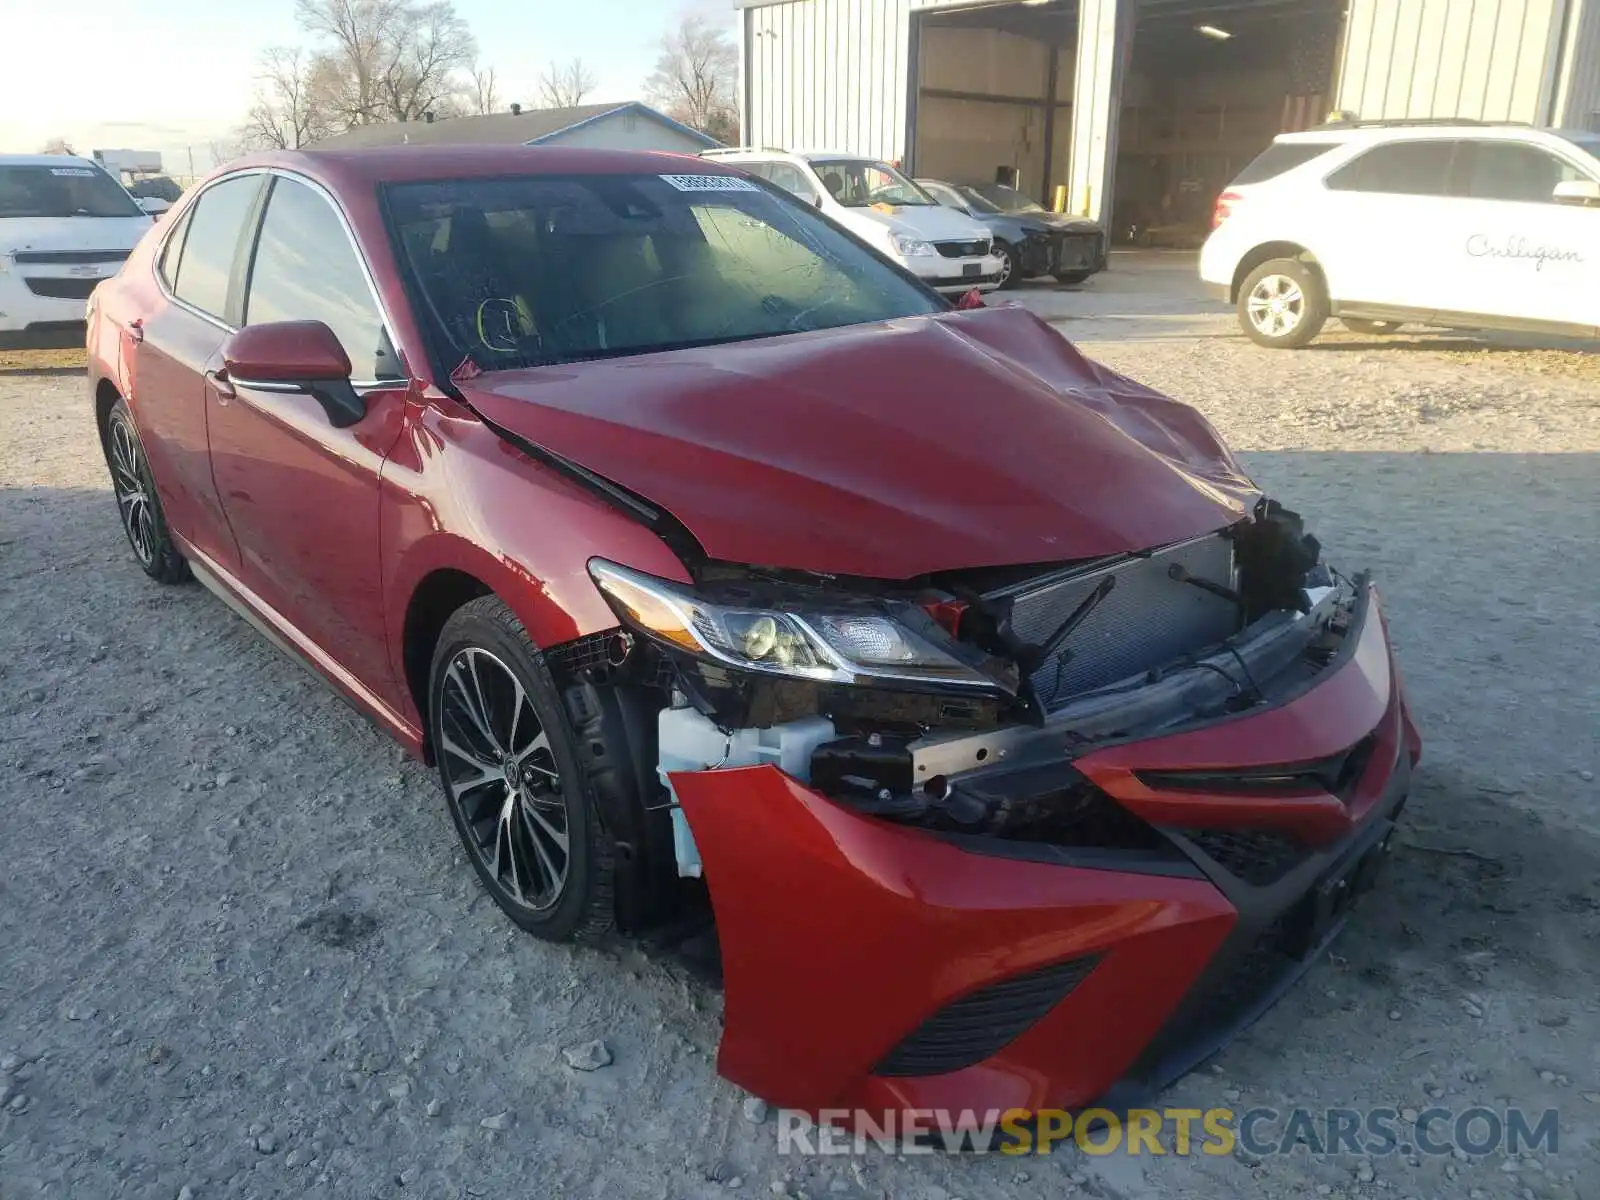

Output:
xmin=1553 ymin=0 xmax=1600 ymax=128
xmin=744 ymin=0 xmax=985 ymax=159
xmin=1334 ymin=0 xmax=1569 ymax=122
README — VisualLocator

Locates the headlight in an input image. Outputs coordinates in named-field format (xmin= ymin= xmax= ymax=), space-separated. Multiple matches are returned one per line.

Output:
xmin=888 ymin=233 xmax=936 ymax=257
xmin=588 ymin=559 xmax=1003 ymax=691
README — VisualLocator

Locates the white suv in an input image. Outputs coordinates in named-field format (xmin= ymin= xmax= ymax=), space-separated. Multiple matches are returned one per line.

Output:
xmin=1 ymin=154 xmax=159 ymax=349
xmin=1199 ymin=121 xmax=1600 ymax=348
xmin=701 ymin=148 xmax=1006 ymax=294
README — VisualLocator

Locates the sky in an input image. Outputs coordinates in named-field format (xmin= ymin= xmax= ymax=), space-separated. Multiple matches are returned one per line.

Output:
xmin=0 ymin=0 xmax=730 ymax=174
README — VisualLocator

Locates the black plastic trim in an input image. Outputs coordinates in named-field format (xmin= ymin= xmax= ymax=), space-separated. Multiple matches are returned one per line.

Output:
xmin=930 ymin=830 xmax=1206 ymax=878
xmin=1100 ymin=750 xmax=1411 ymax=1110
xmin=873 ymin=955 xmax=1100 ymax=1077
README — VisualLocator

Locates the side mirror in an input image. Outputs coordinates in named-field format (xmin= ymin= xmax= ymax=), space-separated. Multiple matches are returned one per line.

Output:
xmin=1553 ymin=179 xmax=1600 ymax=206
xmin=220 ymin=320 xmax=366 ymax=428
xmin=136 ymin=196 xmax=170 ymax=215
xmin=807 ymin=192 xmax=824 ymax=208
xmin=955 ymin=288 xmax=986 ymax=311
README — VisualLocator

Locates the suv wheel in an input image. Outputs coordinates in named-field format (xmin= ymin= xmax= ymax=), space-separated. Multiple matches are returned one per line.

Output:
xmin=428 ymin=596 xmax=614 ymax=943
xmin=1238 ymin=258 xmax=1328 ymax=349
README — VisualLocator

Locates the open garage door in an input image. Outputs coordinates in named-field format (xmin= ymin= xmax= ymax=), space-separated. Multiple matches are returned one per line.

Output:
xmin=909 ymin=0 xmax=1344 ymax=244
xmin=1117 ymin=0 xmax=1345 ymax=247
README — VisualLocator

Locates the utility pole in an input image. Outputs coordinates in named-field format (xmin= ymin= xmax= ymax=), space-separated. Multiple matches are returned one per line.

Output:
xmin=187 ymin=145 xmax=195 ymax=182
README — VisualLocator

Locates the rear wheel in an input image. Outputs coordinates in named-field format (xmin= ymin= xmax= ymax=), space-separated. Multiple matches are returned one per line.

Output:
xmin=1341 ymin=317 xmax=1403 ymax=335
xmin=103 ymin=399 xmax=189 ymax=584
xmin=429 ymin=596 xmax=614 ymax=943
xmin=995 ymin=241 xmax=1021 ymax=290
xmin=1238 ymin=258 xmax=1328 ymax=349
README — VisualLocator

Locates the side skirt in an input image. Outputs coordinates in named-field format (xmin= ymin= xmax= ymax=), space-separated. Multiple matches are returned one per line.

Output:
xmin=179 ymin=537 xmax=426 ymax=758
xmin=1332 ymin=301 xmax=1599 ymax=340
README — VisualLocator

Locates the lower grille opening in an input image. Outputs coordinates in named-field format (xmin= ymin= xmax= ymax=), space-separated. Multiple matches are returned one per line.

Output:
xmin=1180 ymin=828 xmax=1308 ymax=886
xmin=940 ymin=761 xmax=1178 ymax=854
xmin=873 ymin=956 xmax=1099 ymax=1077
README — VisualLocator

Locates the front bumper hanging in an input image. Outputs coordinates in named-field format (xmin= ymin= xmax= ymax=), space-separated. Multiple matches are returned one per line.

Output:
xmin=670 ymin=582 xmax=1421 ymax=1117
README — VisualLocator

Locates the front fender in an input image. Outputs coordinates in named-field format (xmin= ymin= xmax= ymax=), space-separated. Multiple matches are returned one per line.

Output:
xmin=379 ymin=398 xmax=692 ymax=724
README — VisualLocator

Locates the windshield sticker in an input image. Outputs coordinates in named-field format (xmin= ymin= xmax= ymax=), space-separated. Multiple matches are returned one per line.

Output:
xmin=659 ymin=174 xmax=760 ymax=193
xmin=49 ymin=167 xmax=99 ymax=177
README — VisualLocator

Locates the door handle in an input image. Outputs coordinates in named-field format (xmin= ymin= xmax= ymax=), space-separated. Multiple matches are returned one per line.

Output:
xmin=127 ymin=318 xmax=144 ymax=345
xmin=204 ymin=368 xmax=236 ymax=402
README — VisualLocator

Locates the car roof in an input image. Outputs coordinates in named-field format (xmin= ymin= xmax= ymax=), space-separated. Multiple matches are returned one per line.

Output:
xmin=204 ymin=144 xmax=734 ymax=195
xmin=1274 ymin=122 xmax=1567 ymax=145
xmin=704 ymin=148 xmax=885 ymax=165
xmin=0 ymin=153 xmax=102 ymax=168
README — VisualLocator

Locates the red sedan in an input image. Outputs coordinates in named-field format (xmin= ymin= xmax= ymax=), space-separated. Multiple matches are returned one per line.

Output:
xmin=85 ymin=146 xmax=1420 ymax=1119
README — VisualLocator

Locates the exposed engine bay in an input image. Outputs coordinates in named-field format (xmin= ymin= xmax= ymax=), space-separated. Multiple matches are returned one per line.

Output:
xmin=544 ymin=497 xmax=1355 ymax=910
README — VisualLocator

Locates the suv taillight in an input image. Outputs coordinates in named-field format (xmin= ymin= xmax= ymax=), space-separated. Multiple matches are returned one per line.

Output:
xmin=1212 ymin=190 xmax=1242 ymax=230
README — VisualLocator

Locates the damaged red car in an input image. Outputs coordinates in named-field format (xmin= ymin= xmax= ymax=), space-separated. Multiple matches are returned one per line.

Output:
xmin=86 ymin=146 xmax=1421 ymax=1118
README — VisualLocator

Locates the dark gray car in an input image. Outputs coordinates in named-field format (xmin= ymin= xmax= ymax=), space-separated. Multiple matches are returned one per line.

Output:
xmin=917 ymin=180 xmax=1106 ymax=289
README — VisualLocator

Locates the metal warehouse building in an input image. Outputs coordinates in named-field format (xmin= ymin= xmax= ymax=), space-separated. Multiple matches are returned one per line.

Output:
xmin=737 ymin=0 xmax=1600 ymax=238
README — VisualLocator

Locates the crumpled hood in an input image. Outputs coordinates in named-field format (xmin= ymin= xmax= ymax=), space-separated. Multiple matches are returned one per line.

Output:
xmin=459 ymin=306 xmax=1259 ymax=580
xmin=1033 ymin=213 xmax=1103 ymax=234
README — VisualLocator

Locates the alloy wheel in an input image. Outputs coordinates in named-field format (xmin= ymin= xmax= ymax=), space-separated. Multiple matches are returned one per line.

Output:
xmin=108 ymin=415 xmax=157 ymax=567
xmin=997 ymin=249 xmax=1013 ymax=287
xmin=437 ymin=646 xmax=569 ymax=912
xmin=1246 ymin=274 xmax=1305 ymax=339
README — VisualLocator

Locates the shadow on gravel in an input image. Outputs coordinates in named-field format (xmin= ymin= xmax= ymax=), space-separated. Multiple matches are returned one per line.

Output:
xmin=1345 ymin=764 xmax=1600 ymax=1000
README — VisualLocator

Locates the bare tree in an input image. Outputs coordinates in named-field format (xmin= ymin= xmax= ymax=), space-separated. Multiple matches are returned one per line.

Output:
xmin=643 ymin=14 xmax=738 ymax=143
xmin=40 ymin=137 xmax=77 ymax=155
xmin=537 ymin=58 xmax=597 ymax=110
xmin=240 ymin=47 xmax=328 ymax=150
xmin=208 ymin=135 xmax=246 ymax=167
xmin=295 ymin=0 xmax=476 ymax=126
xmin=466 ymin=62 xmax=500 ymax=114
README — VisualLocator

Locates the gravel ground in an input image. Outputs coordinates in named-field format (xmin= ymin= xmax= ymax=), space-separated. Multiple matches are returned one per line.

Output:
xmin=2 ymin=255 xmax=1598 ymax=1200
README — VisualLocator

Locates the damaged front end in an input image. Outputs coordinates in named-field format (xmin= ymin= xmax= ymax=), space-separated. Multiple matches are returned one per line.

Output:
xmin=557 ymin=497 xmax=1420 ymax=1114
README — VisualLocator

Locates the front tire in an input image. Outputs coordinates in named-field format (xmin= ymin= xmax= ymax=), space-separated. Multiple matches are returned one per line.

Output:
xmin=1238 ymin=258 xmax=1328 ymax=348
xmin=429 ymin=596 xmax=614 ymax=943
xmin=1054 ymin=270 xmax=1092 ymax=285
xmin=996 ymin=241 xmax=1021 ymax=290
xmin=103 ymin=399 xmax=189 ymax=584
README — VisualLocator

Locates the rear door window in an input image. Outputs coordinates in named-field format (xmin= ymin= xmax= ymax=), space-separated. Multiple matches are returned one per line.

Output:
xmin=1325 ymin=141 xmax=1459 ymax=196
xmin=157 ymin=205 xmax=194 ymax=289
xmin=243 ymin=176 xmax=398 ymax=380
xmin=1456 ymin=141 xmax=1591 ymax=203
xmin=1230 ymin=142 xmax=1339 ymax=185
xmin=171 ymin=174 xmax=263 ymax=319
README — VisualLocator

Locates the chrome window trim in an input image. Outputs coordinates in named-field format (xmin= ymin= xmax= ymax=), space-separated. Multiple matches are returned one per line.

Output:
xmin=151 ymin=166 xmax=409 ymax=386
xmin=255 ymin=168 xmax=409 ymax=384
xmin=152 ymin=168 xmax=266 ymax=333
xmin=232 ymin=377 xmax=401 ymax=393
xmin=229 ymin=377 xmax=303 ymax=393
